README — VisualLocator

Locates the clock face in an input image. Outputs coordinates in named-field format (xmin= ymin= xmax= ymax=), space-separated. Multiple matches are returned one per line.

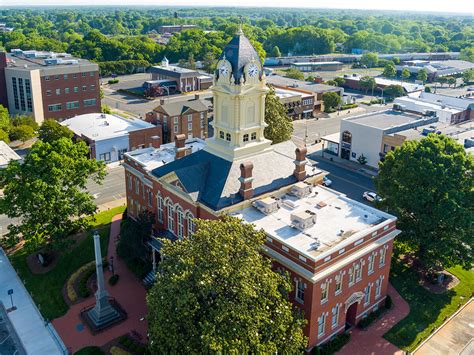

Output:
xmin=248 ymin=64 xmax=259 ymax=78
xmin=219 ymin=64 xmax=229 ymax=76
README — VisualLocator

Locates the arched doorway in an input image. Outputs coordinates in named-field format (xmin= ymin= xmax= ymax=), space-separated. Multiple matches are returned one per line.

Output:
xmin=345 ymin=302 xmax=358 ymax=330
xmin=341 ymin=131 xmax=352 ymax=160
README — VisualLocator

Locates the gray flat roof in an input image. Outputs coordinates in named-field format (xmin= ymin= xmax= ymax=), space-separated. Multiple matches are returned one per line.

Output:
xmin=6 ymin=53 xmax=97 ymax=71
xmin=0 ymin=248 xmax=66 ymax=354
xmin=344 ymin=110 xmax=425 ymax=130
xmin=266 ymin=75 xmax=342 ymax=94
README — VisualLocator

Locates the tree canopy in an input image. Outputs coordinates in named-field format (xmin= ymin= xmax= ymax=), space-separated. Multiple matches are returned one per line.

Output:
xmin=384 ymin=84 xmax=405 ymax=98
xmin=383 ymin=62 xmax=397 ymax=78
xmin=360 ymin=76 xmax=376 ymax=93
xmin=360 ymin=52 xmax=379 ymax=68
xmin=38 ymin=119 xmax=74 ymax=143
xmin=264 ymin=87 xmax=294 ymax=144
xmin=322 ymin=91 xmax=342 ymax=112
xmin=416 ymin=69 xmax=428 ymax=83
xmin=0 ymin=138 xmax=106 ymax=251
xmin=374 ymin=134 xmax=474 ymax=270
xmin=147 ymin=217 xmax=307 ymax=353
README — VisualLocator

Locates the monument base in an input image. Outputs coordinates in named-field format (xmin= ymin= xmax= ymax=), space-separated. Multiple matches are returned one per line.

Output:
xmin=80 ymin=298 xmax=127 ymax=334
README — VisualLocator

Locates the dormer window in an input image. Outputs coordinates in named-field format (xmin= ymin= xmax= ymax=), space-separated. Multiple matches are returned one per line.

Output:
xmin=219 ymin=131 xmax=224 ymax=139
xmin=243 ymin=134 xmax=249 ymax=142
xmin=226 ymin=133 xmax=231 ymax=141
xmin=251 ymin=132 xmax=257 ymax=141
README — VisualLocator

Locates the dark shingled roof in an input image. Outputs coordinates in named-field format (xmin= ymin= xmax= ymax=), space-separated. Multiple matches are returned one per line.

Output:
xmin=151 ymin=141 xmax=310 ymax=211
xmin=217 ymin=30 xmax=260 ymax=85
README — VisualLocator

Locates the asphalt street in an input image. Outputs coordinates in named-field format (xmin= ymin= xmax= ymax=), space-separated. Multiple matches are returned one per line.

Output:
xmin=0 ymin=165 xmax=126 ymax=236
xmin=308 ymin=154 xmax=376 ymax=205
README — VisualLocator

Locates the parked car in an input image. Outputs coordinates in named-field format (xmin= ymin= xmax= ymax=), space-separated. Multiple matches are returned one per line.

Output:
xmin=363 ymin=191 xmax=382 ymax=202
xmin=322 ymin=176 xmax=332 ymax=187
xmin=467 ymin=86 xmax=474 ymax=92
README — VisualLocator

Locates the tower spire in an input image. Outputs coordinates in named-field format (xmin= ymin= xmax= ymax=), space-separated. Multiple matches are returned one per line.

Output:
xmin=237 ymin=15 xmax=244 ymax=35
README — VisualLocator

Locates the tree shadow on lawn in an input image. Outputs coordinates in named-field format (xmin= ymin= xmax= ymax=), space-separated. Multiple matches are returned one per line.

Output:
xmin=383 ymin=258 xmax=472 ymax=352
xmin=9 ymin=206 xmax=125 ymax=321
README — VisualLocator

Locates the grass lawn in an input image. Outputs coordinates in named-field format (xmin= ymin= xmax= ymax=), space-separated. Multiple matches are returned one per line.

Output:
xmin=9 ymin=206 xmax=126 ymax=321
xmin=384 ymin=259 xmax=474 ymax=352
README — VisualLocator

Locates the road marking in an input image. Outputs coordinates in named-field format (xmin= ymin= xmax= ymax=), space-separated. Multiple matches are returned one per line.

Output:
xmin=331 ymin=173 xmax=373 ymax=191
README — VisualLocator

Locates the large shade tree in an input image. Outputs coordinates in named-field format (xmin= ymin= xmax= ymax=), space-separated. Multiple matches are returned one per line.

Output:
xmin=264 ymin=86 xmax=294 ymax=144
xmin=147 ymin=217 xmax=307 ymax=353
xmin=0 ymin=138 xmax=106 ymax=251
xmin=38 ymin=119 xmax=74 ymax=143
xmin=375 ymin=134 xmax=473 ymax=270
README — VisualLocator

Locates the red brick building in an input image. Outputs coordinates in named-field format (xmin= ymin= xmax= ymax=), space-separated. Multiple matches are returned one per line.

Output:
xmin=145 ymin=96 xmax=209 ymax=143
xmin=1 ymin=49 xmax=100 ymax=123
xmin=124 ymin=31 xmax=399 ymax=351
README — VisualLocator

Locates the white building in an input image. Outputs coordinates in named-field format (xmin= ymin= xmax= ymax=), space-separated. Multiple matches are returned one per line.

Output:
xmin=61 ymin=113 xmax=162 ymax=163
xmin=0 ymin=141 xmax=22 ymax=168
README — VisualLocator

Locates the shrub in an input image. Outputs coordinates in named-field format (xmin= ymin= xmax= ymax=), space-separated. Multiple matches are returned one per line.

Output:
xmin=340 ymin=103 xmax=358 ymax=110
xmin=109 ymin=274 xmax=120 ymax=286
xmin=108 ymin=79 xmax=119 ymax=84
xmin=74 ymin=346 xmax=105 ymax=355
xmin=358 ymin=308 xmax=384 ymax=329
xmin=78 ymin=268 xmax=95 ymax=298
xmin=385 ymin=295 xmax=393 ymax=309
xmin=313 ymin=332 xmax=351 ymax=354
xmin=9 ymin=125 xmax=35 ymax=142
xmin=66 ymin=260 xmax=95 ymax=303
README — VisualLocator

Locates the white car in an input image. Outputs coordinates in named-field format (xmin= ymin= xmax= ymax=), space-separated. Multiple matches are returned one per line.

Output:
xmin=322 ymin=176 xmax=332 ymax=187
xmin=363 ymin=191 xmax=382 ymax=202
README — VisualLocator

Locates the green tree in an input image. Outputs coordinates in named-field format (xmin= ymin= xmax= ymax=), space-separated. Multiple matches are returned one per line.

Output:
xmin=462 ymin=69 xmax=474 ymax=85
xmin=264 ymin=87 xmax=294 ymax=144
xmin=401 ymin=68 xmax=411 ymax=82
xmin=359 ymin=76 xmax=376 ymax=94
xmin=416 ymin=69 xmax=428 ymax=83
xmin=447 ymin=76 xmax=457 ymax=88
xmin=284 ymin=68 xmax=305 ymax=80
xmin=0 ymin=129 xmax=9 ymax=143
xmin=357 ymin=154 xmax=367 ymax=165
xmin=38 ymin=119 xmax=74 ymax=143
xmin=334 ymin=77 xmax=346 ymax=87
xmin=375 ymin=135 xmax=473 ymax=270
xmin=11 ymin=115 xmax=39 ymax=130
xmin=9 ymin=125 xmax=35 ymax=142
xmin=460 ymin=47 xmax=474 ymax=62
xmin=437 ymin=76 xmax=448 ymax=87
xmin=360 ymin=52 xmax=379 ymax=68
xmin=147 ymin=217 xmax=307 ymax=353
xmin=322 ymin=92 xmax=342 ymax=112
xmin=0 ymin=105 xmax=10 ymax=132
xmin=271 ymin=45 xmax=281 ymax=57
xmin=424 ymin=86 xmax=432 ymax=93
xmin=0 ymin=138 xmax=106 ymax=251
xmin=383 ymin=62 xmax=397 ymax=78
xmin=325 ymin=80 xmax=338 ymax=86
xmin=187 ymin=53 xmax=196 ymax=69
xmin=384 ymin=85 xmax=405 ymax=98
xmin=101 ymin=104 xmax=112 ymax=114
xmin=202 ymin=51 xmax=217 ymax=74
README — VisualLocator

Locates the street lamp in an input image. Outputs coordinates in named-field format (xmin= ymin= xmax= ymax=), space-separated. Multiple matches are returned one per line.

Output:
xmin=109 ymin=256 xmax=115 ymax=276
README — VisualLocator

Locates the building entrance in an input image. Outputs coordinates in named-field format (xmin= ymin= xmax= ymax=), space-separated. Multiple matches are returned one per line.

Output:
xmin=345 ymin=302 xmax=358 ymax=330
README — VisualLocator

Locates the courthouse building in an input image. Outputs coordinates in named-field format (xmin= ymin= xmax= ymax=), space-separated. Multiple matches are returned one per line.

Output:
xmin=124 ymin=30 xmax=399 ymax=350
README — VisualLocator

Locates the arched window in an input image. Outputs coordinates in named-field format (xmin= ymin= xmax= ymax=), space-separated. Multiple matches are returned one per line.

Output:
xmin=342 ymin=131 xmax=352 ymax=143
xmin=157 ymin=193 xmax=164 ymax=223
xmin=187 ymin=212 xmax=195 ymax=237
xmin=167 ymin=201 xmax=174 ymax=233
xmin=176 ymin=208 xmax=184 ymax=239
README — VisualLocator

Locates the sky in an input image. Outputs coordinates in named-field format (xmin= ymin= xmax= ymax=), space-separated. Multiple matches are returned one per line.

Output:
xmin=2 ymin=0 xmax=474 ymax=14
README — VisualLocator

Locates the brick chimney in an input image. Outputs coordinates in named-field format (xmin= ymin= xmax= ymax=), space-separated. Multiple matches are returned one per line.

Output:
xmin=151 ymin=135 xmax=161 ymax=148
xmin=239 ymin=162 xmax=254 ymax=200
xmin=293 ymin=147 xmax=307 ymax=181
xmin=194 ymin=94 xmax=200 ymax=100
xmin=145 ymin=111 xmax=157 ymax=125
xmin=175 ymin=134 xmax=186 ymax=159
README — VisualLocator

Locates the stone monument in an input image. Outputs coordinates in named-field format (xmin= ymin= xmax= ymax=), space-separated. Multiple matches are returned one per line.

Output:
xmin=81 ymin=231 xmax=125 ymax=332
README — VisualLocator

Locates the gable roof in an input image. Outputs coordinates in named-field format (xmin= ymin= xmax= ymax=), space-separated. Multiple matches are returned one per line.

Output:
xmin=155 ymin=99 xmax=208 ymax=117
xmin=151 ymin=140 xmax=319 ymax=211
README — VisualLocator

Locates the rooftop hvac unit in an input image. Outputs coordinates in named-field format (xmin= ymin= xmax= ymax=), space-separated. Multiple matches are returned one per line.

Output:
xmin=290 ymin=182 xmax=313 ymax=198
xmin=290 ymin=210 xmax=317 ymax=231
xmin=252 ymin=197 xmax=281 ymax=215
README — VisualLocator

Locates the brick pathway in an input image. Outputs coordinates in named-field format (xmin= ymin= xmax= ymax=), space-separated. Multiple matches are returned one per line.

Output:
xmin=52 ymin=215 xmax=148 ymax=353
xmin=337 ymin=284 xmax=410 ymax=355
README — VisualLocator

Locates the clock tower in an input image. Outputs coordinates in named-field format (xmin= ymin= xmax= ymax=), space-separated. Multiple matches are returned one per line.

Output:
xmin=204 ymin=28 xmax=272 ymax=161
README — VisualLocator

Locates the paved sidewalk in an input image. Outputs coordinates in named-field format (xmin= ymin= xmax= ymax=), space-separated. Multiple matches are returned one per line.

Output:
xmin=413 ymin=298 xmax=474 ymax=355
xmin=337 ymin=283 xmax=410 ymax=355
xmin=52 ymin=215 xmax=148 ymax=353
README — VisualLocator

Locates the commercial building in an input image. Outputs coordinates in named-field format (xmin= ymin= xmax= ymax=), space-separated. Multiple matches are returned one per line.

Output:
xmin=342 ymin=74 xmax=424 ymax=94
xmin=123 ymin=30 xmax=399 ymax=350
xmin=157 ymin=25 xmax=198 ymax=34
xmin=273 ymin=86 xmax=316 ymax=119
xmin=0 ymin=141 xmax=22 ymax=168
xmin=394 ymin=92 xmax=474 ymax=125
xmin=323 ymin=108 xmax=473 ymax=169
xmin=61 ymin=113 xmax=162 ymax=163
xmin=145 ymin=96 xmax=209 ymax=143
xmin=266 ymin=75 xmax=343 ymax=113
xmin=149 ymin=58 xmax=213 ymax=93
xmin=0 ymin=49 xmax=100 ymax=123
xmin=395 ymin=60 xmax=474 ymax=82
xmin=291 ymin=61 xmax=343 ymax=72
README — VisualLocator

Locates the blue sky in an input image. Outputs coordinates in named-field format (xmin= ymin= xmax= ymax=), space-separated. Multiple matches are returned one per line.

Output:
xmin=3 ymin=0 xmax=474 ymax=14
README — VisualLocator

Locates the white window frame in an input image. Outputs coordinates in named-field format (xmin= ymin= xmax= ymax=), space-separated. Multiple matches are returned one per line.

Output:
xmin=355 ymin=263 xmax=362 ymax=282
xmin=349 ymin=268 xmax=355 ymax=285
xmin=368 ymin=254 xmax=375 ymax=275
xmin=177 ymin=208 xmax=184 ymax=239
xmin=331 ymin=305 xmax=339 ymax=328
xmin=167 ymin=202 xmax=174 ymax=233
xmin=321 ymin=282 xmax=329 ymax=304
xmin=318 ymin=314 xmax=326 ymax=337
xmin=295 ymin=279 xmax=305 ymax=304
xmin=135 ymin=178 xmax=140 ymax=194
xmin=375 ymin=278 xmax=382 ymax=298
xmin=335 ymin=274 xmax=342 ymax=295
xmin=187 ymin=213 xmax=195 ymax=237
xmin=148 ymin=191 xmax=153 ymax=207
xmin=157 ymin=194 xmax=164 ymax=223
xmin=379 ymin=247 xmax=387 ymax=267
xmin=188 ymin=122 xmax=192 ymax=131
xmin=364 ymin=284 xmax=371 ymax=305
xmin=187 ymin=114 xmax=193 ymax=122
